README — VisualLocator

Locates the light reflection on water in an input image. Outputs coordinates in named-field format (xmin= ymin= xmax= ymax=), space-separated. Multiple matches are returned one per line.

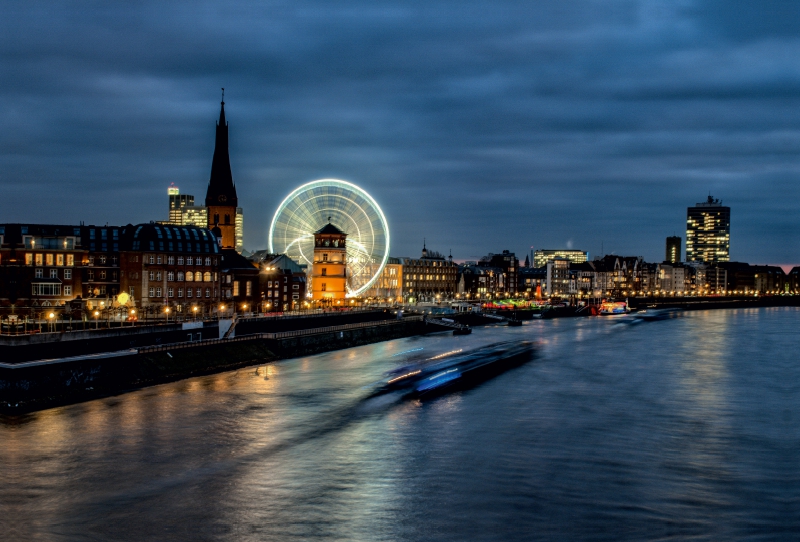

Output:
xmin=2 ymin=307 xmax=799 ymax=541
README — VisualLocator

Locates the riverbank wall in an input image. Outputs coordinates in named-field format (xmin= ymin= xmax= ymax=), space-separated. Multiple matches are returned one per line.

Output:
xmin=0 ymin=317 xmax=425 ymax=415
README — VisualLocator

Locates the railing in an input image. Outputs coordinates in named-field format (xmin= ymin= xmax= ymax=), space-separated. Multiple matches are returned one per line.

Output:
xmin=137 ymin=316 xmax=423 ymax=354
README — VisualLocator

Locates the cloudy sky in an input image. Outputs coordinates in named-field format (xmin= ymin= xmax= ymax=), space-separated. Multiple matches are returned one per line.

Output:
xmin=2 ymin=1 xmax=799 ymax=264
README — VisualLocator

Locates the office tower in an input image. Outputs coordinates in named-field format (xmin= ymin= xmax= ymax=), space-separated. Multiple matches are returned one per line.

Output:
xmin=666 ymin=236 xmax=681 ymax=263
xmin=167 ymin=184 xmax=194 ymax=224
xmin=686 ymin=196 xmax=730 ymax=263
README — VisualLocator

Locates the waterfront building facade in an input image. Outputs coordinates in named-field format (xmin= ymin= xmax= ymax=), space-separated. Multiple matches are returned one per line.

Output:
xmin=478 ymin=250 xmax=519 ymax=295
xmin=686 ymin=196 xmax=730 ymax=263
xmin=311 ymin=222 xmax=347 ymax=301
xmin=666 ymin=236 xmax=681 ymax=263
xmin=118 ymin=223 xmax=222 ymax=316
xmin=250 ymin=253 xmax=307 ymax=312
xmin=457 ymin=265 xmax=503 ymax=299
xmin=534 ymin=249 xmax=588 ymax=269
xmin=364 ymin=257 xmax=402 ymax=301
xmin=402 ymin=243 xmax=458 ymax=302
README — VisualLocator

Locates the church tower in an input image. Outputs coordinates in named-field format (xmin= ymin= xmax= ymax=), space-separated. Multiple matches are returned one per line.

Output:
xmin=312 ymin=221 xmax=347 ymax=301
xmin=206 ymin=91 xmax=240 ymax=250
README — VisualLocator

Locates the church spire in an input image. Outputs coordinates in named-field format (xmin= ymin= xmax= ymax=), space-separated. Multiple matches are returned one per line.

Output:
xmin=205 ymin=90 xmax=238 ymax=207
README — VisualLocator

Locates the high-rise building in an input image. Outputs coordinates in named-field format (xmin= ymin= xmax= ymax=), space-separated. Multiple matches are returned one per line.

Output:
xmin=205 ymin=95 xmax=243 ymax=252
xmin=666 ymin=236 xmax=681 ymax=263
xmin=533 ymin=249 xmax=587 ymax=269
xmin=167 ymin=184 xmax=194 ymax=224
xmin=181 ymin=206 xmax=208 ymax=228
xmin=686 ymin=196 xmax=730 ymax=263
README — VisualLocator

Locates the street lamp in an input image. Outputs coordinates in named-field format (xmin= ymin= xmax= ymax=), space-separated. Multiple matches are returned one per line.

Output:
xmin=130 ymin=308 xmax=136 ymax=326
xmin=94 ymin=310 xmax=99 ymax=329
xmin=48 ymin=312 xmax=55 ymax=332
xmin=193 ymin=306 xmax=198 ymax=320
xmin=164 ymin=306 xmax=170 ymax=323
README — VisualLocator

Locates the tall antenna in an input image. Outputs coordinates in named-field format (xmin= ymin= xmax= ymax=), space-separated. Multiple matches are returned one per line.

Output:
xmin=221 ymin=87 xmax=225 ymax=104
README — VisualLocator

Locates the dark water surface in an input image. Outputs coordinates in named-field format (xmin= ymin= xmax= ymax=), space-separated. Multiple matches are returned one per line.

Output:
xmin=2 ymin=308 xmax=799 ymax=541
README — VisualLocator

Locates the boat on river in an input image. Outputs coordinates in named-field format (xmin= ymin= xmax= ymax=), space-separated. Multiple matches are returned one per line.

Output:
xmin=372 ymin=341 xmax=536 ymax=399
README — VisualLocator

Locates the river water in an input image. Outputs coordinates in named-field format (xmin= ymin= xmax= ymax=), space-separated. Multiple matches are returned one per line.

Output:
xmin=2 ymin=307 xmax=799 ymax=541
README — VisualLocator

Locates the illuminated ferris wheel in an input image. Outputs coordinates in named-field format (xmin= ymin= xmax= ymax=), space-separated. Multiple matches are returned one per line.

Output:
xmin=268 ymin=179 xmax=390 ymax=297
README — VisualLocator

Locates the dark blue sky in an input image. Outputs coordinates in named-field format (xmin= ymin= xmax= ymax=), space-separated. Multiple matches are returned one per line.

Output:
xmin=2 ymin=1 xmax=799 ymax=264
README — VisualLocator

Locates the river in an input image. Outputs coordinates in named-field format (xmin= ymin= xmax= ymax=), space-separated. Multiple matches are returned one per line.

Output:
xmin=2 ymin=307 xmax=799 ymax=541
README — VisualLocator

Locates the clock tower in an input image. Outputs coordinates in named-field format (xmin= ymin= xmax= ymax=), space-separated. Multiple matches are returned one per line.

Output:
xmin=205 ymin=92 xmax=239 ymax=249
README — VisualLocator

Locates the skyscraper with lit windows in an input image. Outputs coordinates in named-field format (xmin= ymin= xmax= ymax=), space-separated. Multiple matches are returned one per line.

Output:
xmin=686 ymin=196 xmax=730 ymax=263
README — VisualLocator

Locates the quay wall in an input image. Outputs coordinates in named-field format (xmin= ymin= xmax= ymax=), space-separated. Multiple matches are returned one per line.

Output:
xmin=0 ymin=318 xmax=424 ymax=415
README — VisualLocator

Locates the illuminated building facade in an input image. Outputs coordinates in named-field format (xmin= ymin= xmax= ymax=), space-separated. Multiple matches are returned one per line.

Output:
xmin=533 ymin=249 xmax=587 ymax=269
xmin=181 ymin=206 xmax=209 ymax=228
xmin=311 ymin=222 xmax=347 ymax=301
xmin=402 ymin=243 xmax=457 ymax=302
xmin=686 ymin=196 xmax=730 ymax=263
xmin=364 ymin=257 xmax=402 ymax=301
xmin=666 ymin=236 xmax=681 ymax=263
xmin=168 ymin=184 xmax=194 ymax=224
xmin=119 ymin=223 xmax=222 ymax=313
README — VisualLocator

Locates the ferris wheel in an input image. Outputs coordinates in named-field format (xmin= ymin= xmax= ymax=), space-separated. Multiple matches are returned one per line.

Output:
xmin=268 ymin=179 xmax=390 ymax=297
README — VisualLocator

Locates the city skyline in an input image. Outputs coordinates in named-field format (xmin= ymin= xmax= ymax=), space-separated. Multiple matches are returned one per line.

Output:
xmin=2 ymin=2 xmax=799 ymax=266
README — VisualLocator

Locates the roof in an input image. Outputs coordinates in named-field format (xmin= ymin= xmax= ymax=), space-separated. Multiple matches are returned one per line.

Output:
xmin=205 ymin=100 xmax=238 ymax=207
xmin=122 ymin=223 xmax=220 ymax=254
xmin=219 ymin=248 xmax=258 ymax=272
xmin=314 ymin=223 xmax=346 ymax=235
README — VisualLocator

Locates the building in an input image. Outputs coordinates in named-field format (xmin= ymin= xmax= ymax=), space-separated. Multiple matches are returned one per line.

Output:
xmin=167 ymin=184 xmax=195 ymax=224
xmin=589 ymin=256 xmax=643 ymax=297
xmin=364 ymin=257 xmax=403 ymax=301
xmin=478 ymin=250 xmax=519 ymax=295
xmin=686 ymin=196 xmax=730 ymax=263
xmin=518 ymin=266 xmax=547 ymax=298
xmin=457 ymin=264 xmax=503 ymax=299
xmin=401 ymin=243 xmax=458 ymax=302
xmin=205 ymin=96 xmax=244 ymax=252
xmin=545 ymin=258 xmax=571 ymax=297
xmin=118 ymin=223 xmax=222 ymax=317
xmin=666 ymin=236 xmax=681 ymax=263
xmin=533 ymin=249 xmax=588 ymax=269
xmin=218 ymin=249 xmax=259 ymax=313
xmin=249 ymin=253 xmax=308 ymax=312
xmin=311 ymin=222 xmax=348 ymax=301
xmin=181 ymin=206 xmax=209 ymax=228
xmin=656 ymin=263 xmax=686 ymax=293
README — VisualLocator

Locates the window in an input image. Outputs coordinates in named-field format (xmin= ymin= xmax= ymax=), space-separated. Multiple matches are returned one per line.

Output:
xmin=149 ymin=271 xmax=155 ymax=281
xmin=156 ymin=272 xmax=162 ymax=281
xmin=56 ymin=254 xmax=64 ymax=266
xmin=203 ymin=271 xmax=211 ymax=282
xmin=292 ymin=294 xmax=299 ymax=300
xmin=246 ymin=281 xmax=252 ymax=296
xmin=32 ymin=283 xmax=61 ymax=296
xmin=50 ymin=269 xmax=58 ymax=278
xmin=168 ymin=256 xmax=174 ymax=265
xmin=88 ymin=270 xmax=94 ymax=281
xmin=177 ymin=256 xmax=184 ymax=265
xmin=233 ymin=281 xmax=240 ymax=296
xmin=321 ymin=268 xmax=327 ymax=276
xmin=64 ymin=286 xmax=72 ymax=296
xmin=187 ymin=288 xmax=192 ymax=298
xmin=293 ymin=284 xmax=299 ymax=290
xmin=167 ymin=272 xmax=174 ymax=281
xmin=64 ymin=269 xmax=72 ymax=279
xmin=35 ymin=254 xmax=43 ymax=266
xmin=205 ymin=288 xmax=211 ymax=298
xmin=46 ymin=254 xmax=54 ymax=266
xmin=284 ymin=286 xmax=287 ymax=292
xmin=268 ymin=281 xmax=272 ymax=288
xmin=226 ymin=290 xmax=231 ymax=299
xmin=321 ymin=283 xmax=327 ymax=292
xmin=148 ymin=287 xmax=155 ymax=297
xmin=168 ymin=287 xmax=174 ymax=298
xmin=99 ymin=255 xmax=107 ymax=265
xmin=177 ymin=271 xmax=185 ymax=281
xmin=178 ymin=288 xmax=183 ymax=298
xmin=25 ymin=254 xmax=32 ymax=265
xmin=205 ymin=257 xmax=211 ymax=266
xmin=267 ymin=291 xmax=272 ymax=297
xmin=323 ymin=254 xmax=328 ymax=261
xmin=100 ymin=270 xmax=106 ymax=280
xmin=186 ymin=271 xmax=193 ymax=282
xmin=66 ymin=254 xmax=74 ymax=266
xmin=149 ymin=255 xmax=155 ymax=264
xmin=196 ymin=257 xmax=202 ymax=266
xmin=156 ymin=287 xmax=162 ymax=297
xmin=196 ymin=287 xmax=201 ymax=298
xmin=157 ymin=255 xmax=162 ymax=264
xmin=35 ymin=268 xmax=43 ymax=278
xmin=130 ymin=287 xmax=135 ymax=296
xmin=187 ymin=257 xmax=193 ymax=265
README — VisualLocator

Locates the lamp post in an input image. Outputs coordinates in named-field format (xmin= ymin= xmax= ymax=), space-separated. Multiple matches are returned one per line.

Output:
xmin=193 ymin=306 xmax=198 ymax=320
xmin=164 ymin=306 xmax=170 ymax=324
xmin=130 ymin=308 xmax=136 ymax=326
xmin=48 ymin=312 xmax=55 ymax=332
xmin=94 ymin=310 xmax=99 ymax=330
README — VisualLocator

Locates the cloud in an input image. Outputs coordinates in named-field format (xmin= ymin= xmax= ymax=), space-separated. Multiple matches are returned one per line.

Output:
xmin=0 ymin=0 xmax=798 ymax=263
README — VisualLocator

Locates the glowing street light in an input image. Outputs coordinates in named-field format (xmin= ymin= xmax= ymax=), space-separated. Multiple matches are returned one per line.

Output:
xmin=94 ymin=310 xmax=100 ymax=329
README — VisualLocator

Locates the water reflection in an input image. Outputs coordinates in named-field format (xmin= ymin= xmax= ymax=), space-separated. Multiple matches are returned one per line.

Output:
xmin=2 ymin=308 xmax=800 ymax=540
